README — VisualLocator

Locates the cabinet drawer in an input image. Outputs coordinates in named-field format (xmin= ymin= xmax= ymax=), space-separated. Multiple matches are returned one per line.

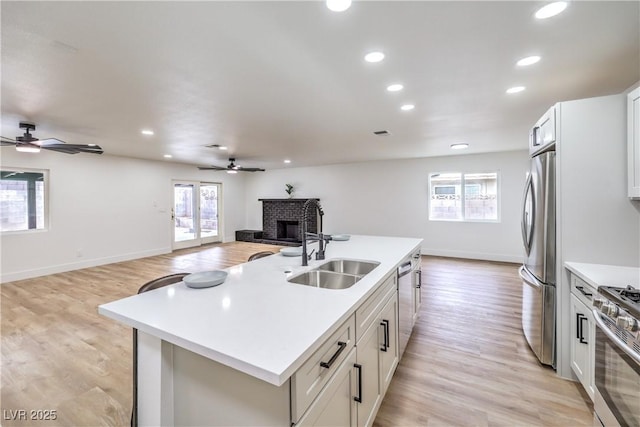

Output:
xmin=291 ymin=314 xmax=356 ymax=423
xmin=355 ymin=273 xmax=396 ymax=343
xmin=571 ymin=274 xmax=596 ymax=307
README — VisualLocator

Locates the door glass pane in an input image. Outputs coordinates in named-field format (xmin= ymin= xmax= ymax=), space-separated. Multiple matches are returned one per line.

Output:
xmin=429 ymin=173 xmax=462 ymax=220
xmin=174 ymin=184 xmax=195 ymax=242
xmin=200 ymin=184 xmax=218 ymax=239
xmin=464 ymin=172 xmax=498 ymax=220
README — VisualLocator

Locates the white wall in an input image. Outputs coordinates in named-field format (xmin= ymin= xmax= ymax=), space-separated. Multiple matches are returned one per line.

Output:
xmin=0 ymin=150 xmax=247 ymax=282
xmin=244 ymin=150 xmax=530 ymax=263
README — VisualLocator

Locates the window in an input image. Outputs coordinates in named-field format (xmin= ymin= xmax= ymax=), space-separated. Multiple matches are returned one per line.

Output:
xmin=429 ymin=172 xmax=499 ymax=221
xmin=1 ymin=169 xmax=48 ymax=232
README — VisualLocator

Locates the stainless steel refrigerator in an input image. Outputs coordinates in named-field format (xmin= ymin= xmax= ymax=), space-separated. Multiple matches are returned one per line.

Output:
xmin=519 ymin=106 xmax=556 ymax=367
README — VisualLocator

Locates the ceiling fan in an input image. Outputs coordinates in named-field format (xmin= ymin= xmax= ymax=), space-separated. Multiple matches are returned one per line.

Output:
xmin=1 ymin=121 xmax=103 ymax=155
xmin=198 ymin=158 xmax=265 ymax=173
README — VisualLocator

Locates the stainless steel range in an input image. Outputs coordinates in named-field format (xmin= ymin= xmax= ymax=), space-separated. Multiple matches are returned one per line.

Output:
xmin=592 ymin=285 xmax=640 ymax=427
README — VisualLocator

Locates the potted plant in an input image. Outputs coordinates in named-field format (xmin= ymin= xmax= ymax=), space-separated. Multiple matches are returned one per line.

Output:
xmin=285 ymin=184 xmax=294 ymax=198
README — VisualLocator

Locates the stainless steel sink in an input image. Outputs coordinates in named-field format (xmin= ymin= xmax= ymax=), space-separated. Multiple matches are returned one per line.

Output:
xmin=288 ymin=270 xmax=360 ymax=289
xmin=316 ymin=259 xmax=380 ymax=275
xmin=287 ymin=259 xmax=380 ymax=289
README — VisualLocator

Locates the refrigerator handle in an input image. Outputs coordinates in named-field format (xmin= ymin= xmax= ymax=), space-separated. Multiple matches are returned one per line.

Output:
xmin=519 ymin=266 xmax=542 ymax=289
xmin=521 ymin=174 xmax=535 ymax=255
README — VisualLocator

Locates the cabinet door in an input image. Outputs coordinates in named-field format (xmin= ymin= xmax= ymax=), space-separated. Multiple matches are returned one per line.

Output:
xmin=379 ymin=293 xmax=398 ymax=394
xmin=628 ymin=87 xmax=640 ymax=199
xmin=297 ymin=348 xmax=357 ymax=427
xmin=356 ymin=321 xmax=382 ymax=427
xmin=569 ymin=293 xmax=593 ymax=399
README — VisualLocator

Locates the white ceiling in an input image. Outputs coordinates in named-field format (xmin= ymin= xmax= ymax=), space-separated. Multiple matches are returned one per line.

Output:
xmin=1 ymin=1 xmax=638 ymax=171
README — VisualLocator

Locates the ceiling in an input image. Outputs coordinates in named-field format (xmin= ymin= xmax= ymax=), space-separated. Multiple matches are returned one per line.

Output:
xmin=1 ymin=1 xmax=638 ymax=171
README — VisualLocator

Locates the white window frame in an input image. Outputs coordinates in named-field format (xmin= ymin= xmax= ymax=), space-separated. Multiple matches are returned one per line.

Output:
xmin=428 ymin=171 xmax=501 ymax=223
xmin=0 ymin=167 xmax=50 ymax=234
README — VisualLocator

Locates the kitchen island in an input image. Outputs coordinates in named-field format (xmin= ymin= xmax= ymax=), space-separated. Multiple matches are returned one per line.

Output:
xmin=99 ymin=235 xmax=422 ymax=426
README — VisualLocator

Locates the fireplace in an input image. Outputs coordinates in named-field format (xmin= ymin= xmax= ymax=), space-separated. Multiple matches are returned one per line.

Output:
xmin=259 ymin=198 xmax=319 ymax=244
xmin=277 ymin=220 xmax=299 ymax=241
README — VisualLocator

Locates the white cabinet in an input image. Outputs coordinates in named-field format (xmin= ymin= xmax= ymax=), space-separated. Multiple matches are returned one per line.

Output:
xmin=297 ymin=348 xmax=358 ymax=427
xmin=569 ymin=275 xmax=596 ymax=400
xmin=355 ymin=312 xmax=383 ymax=427
xmin=628 ymin=87 xmax=640 ymax=199
xmin=354 ymin=290 xmax=398 ymax=427
xmin=291 ymin=315 xmax=356 ymax=422
xmin=379 ymin=294 xmax=398 ymax=393
xmin=298 ymin=277 xmax=399 ymax=427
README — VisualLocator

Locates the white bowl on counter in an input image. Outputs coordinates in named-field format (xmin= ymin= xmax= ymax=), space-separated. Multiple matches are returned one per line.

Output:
xmin=183 ymin=270 xmax=228 ymax=288
xmin=280 ymin=247 xmax=303 ymax=257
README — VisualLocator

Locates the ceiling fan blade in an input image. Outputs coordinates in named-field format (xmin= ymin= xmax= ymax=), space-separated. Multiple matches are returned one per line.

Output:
xmin=1 ymin=136 xmax=17 ymax=142
xmin=198 ymin=165 xmax=227 ymax=170
xmin=36 ymin=138 xmax=67 ymax=146
xmin=43 ymin=144 xmax=104 ymax=155
xmin=1 ymin=140 xmax=17 ymax=146
xmin=237 ymin=167 xmax=265 ymax=172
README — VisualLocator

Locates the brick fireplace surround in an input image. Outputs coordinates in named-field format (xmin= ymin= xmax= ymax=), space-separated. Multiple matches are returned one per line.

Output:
xmin=260 ymin=198 xmax=319 ymax=244
xmin=236 ymin=199 xmax=320 ymax=246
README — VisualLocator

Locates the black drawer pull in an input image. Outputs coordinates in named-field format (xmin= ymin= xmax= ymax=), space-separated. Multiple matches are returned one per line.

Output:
xmin=575 ymin=285 xmax=593 ymax=298
xmin=320 ymin=341 xmax=347 ymax=369
xmin=576 ymin=313 xmax=582 ymax=339
xmin=579 ymin=315 xmax=588 ymax=344
xmin=354 ymin=363 xmax=362 ymax=403
xmin=380 ymin=320 xmax=389 ymax=352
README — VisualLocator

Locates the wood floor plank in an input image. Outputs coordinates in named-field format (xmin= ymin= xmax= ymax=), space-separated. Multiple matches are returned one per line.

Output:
xmin=1 ymin=246 xmax=592 ymax=426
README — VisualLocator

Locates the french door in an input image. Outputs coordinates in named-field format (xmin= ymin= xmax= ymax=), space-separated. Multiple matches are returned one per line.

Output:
xmin=172 ymin=181 xmax=221 ymax=250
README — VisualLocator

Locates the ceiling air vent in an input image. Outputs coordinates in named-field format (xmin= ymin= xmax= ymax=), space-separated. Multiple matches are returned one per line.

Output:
xmin=373 ymin=130 xmax=391 ymax=136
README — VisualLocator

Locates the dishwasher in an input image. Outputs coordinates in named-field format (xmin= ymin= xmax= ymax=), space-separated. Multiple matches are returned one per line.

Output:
xmin=397 ymin=258 xmax=414 ymax=358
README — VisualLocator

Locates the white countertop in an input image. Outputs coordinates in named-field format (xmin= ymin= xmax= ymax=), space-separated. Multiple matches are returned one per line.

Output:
xmin=564 ymin=261 xmax=640 ymax=290
xmin=99 ymin=235 xmax=422 ymax=386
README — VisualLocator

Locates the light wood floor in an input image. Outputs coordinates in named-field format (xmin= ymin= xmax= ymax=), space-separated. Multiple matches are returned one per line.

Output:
xmin=1 ymin=243 xmax=592 ymax=426
xmin=374 ymin=256 xmax=593 ymax=427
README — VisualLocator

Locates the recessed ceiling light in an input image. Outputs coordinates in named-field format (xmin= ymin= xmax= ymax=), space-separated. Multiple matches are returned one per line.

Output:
xmin=517 ymin=56 xmax=541 ymax=67
xmin=219 ymin=146 xmax=228 ymax=150
xmin=284 ymin=159 xmax=291 ymax=164
xmin=163 ymin=154 xmax=172 ymax=158
xmin=387 ymin=84 xmax=404 ymax=92
xmin=141 ymin=129 xmax=154 ymax=136
xmin=364 ymin=51 xmax=385 ymax=63
xmin=535 ymin=2 xmax=568 ymax=19
xmin=326 ymin=0 xmax=351 ymax=12
xmin=450 ymin=143 xmax=469 ymax=150
xmin=400 ymin=104 xmax=415 ymax=111
xmin=506 ymin=86 xmax=526 ymax=94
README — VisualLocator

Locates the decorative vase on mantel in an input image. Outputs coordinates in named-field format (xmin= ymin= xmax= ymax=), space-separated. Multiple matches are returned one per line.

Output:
xmin=285 ymin=184 xmax=294 ymax=199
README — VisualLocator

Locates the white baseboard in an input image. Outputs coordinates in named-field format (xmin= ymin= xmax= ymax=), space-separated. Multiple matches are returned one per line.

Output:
xmin=421 ymin=247 xmax=522 ymax=264
xmin=1 ymin=247 xmax=172 ymax=283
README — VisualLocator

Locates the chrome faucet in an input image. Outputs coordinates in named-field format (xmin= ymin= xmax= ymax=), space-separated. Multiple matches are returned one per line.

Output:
xmin=301 ymin=199 xmax=331 ymax=266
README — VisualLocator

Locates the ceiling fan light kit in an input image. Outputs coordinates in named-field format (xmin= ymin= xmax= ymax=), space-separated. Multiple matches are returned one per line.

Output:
xmin=1 ymin=121 xmax=104 ymax=155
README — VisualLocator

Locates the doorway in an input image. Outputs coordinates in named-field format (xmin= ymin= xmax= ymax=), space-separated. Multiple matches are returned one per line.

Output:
xmin=172 ymin=181 xmax=222 ymax=250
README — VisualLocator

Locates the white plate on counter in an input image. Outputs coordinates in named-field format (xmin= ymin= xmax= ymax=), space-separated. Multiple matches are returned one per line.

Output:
xmin=183 ymin=270 xmax=228 ymax=289
xmin=280 ymin=247 xmax=303 ymax=257
xmin=331 ymin=234 xmax=351 ymax=241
